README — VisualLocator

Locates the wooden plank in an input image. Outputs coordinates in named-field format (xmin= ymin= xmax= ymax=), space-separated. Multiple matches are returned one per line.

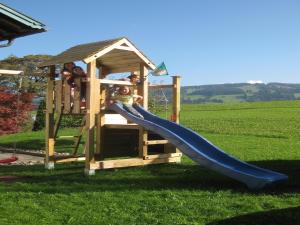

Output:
xmin=90 ymin=156 xmax=181 ymax=170
xmin=144 ymin=153 xmax=182 ymax=160
xmin=0 ymin=69 xmax=23 ymax=76
xmin=55 ymin=156 xmax=85 ymax=164
xmin=55 ymin=80 xmax=62 ymax=112
xmin=63 ymin=79 xmax=71 ymax=113
xmin=56 ymin=135 xmax=77 ymax=139
xmin=99 ymin=79 xmax=134 ymax=86
xmin=72 ymin=78 xmax=81 ymax=113
xmin=90 ymin=158 xmax=143 ymax=170
xmin=143 ymin=156 xmax=181 ymax=165
xmin=145 ymin=140 xmax=169 ymax=145
xmin=45 ymin=65 xmax=55 ymax=169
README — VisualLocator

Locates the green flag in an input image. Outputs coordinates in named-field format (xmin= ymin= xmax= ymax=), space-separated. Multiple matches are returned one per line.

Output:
xmin=150 ymin=62 xmax=169 ymax=76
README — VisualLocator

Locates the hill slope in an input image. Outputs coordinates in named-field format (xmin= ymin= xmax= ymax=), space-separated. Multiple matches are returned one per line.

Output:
xmin=179 ymin=83 xmax=300 ymax=103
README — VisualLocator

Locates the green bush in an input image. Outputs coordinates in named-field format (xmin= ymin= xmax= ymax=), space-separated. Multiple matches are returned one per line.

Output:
xmin=32 ymin=98 xmax=83 ymax=131
xmin=32 ymin=98 xmax=45 ymax=131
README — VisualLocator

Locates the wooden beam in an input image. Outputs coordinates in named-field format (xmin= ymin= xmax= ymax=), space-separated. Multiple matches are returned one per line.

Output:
xmin=55 ymin=80 xmax=62 ymax=113
xmin=138 ymin=63 xmax=149 ymax=158
xmin=72 ymin=78 xmax=81 ymax=114
xmin=99 ymin=79 xmax=134 ymax=86
xmin=122 ymin=39 xmax=156 ymax=70
xmin=84 ymin=59 xmax=97 ymax=175
xmin=0 ymin=69 xmax=23 ymax=76
xmin=55 ymin=156 xmax=85 ymax=164
xmin=96 ymin=67 xmax=107 ymax=160
xmin=138 ymin=127 xmax=147 ymax=158
xmin=114 ymin=45 xmax=133 ymax=51
xmin=172 ymin=76 xmax=181 ymax=124
xmin=45 ymin=65 xmax=55 ymax=169
xmin=63 ymin=79 xmax=71 ymax=113
xmin=145 ymin=140 xmax=169 ymax=145
xmin=144 ymin=153 xmax=182 ymax=160
xmin=139 ymin=63 xmax=149 ymax=109
xmin=83 ymin=39 xmax=126 ymax=63
xmin=90 ymin=156 xmax=181 ymax=170
xmin=53 ymin=112 xmax=62 ymax=138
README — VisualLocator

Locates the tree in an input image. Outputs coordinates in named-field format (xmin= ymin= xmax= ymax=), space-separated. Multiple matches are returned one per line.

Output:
xmin=32 ymin=98 xmax=46 ymax=131
xmin=0 ymin=54 xmax=53 ymax=95
xmin=0 ymin=87 xmax=34 ymax=135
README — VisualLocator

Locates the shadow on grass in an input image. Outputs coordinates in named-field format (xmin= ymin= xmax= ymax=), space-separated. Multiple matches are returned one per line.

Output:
xmin=207 ymin=206 xmax=300 ymax=225
xmin=0 ymin=160 xmax=298 ymax=194
xmin=0 ymin=139 xmax=45 ymax=150
xmin=0 ymin=138 xmax=79 ymax=153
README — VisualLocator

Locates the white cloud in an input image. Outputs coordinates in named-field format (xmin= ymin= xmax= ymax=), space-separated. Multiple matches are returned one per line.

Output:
xmin=247 ymin=80 xmax=264 ymax=84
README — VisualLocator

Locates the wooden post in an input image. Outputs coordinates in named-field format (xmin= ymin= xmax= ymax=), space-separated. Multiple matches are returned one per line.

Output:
xmin=172 ymin=76 xmax=181 ymax=123
xmin=45 ymin=65 xmax=55 ymax=169
xmin=138 ymin=63 xmax=148 ymax=158
xmin=63 ymin=79 xmax=71 ymax=113
xmin=72 ymin=78 xmax=81 ymax=114
xmin=85 ymin=60 xmax=97 ymax=175
xmin=96 ymin=66 xmax=106 ymax=159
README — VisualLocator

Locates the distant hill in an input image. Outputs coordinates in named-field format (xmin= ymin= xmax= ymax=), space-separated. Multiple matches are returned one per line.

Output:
xmin=150 ymin=83 xmax=300 ymax=104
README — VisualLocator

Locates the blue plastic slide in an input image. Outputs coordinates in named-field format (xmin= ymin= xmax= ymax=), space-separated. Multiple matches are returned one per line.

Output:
xmin=109 ymin=102 xmax=288 ymax=190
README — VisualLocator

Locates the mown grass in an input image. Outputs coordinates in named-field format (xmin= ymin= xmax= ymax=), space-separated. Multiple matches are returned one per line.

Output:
xmin=0 ymin=100 xmax=299 ymax=225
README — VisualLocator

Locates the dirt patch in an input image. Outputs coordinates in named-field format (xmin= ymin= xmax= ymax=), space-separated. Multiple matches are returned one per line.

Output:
xmin=0 ymin=151 xmax=44 ymax=165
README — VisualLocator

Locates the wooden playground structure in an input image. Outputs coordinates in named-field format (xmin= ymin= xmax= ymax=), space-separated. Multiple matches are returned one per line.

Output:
xmin=40 ymin=37 xmax=182 ymax=174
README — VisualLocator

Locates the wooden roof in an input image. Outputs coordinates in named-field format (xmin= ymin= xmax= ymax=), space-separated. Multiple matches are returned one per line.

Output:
xmin=39 ymin=37 xmax=156 ymax=73
xmin=0 ymin=3 xmax=46 ymax=42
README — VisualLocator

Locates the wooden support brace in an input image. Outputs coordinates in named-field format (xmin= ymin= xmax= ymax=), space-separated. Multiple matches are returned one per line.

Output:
xmin=45 ymin=65 xmax=55 ymax=169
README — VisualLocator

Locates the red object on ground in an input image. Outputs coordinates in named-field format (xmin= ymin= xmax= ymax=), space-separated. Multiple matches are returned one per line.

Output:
xmin=0 ymin=176 xmax=21 ymax=182
xmin=0 ymin=156 xmax=18 ymax=164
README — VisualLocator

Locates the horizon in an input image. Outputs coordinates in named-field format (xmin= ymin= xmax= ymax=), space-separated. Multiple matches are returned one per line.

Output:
xmin=0 ymin=0 xmax=299 ymax=86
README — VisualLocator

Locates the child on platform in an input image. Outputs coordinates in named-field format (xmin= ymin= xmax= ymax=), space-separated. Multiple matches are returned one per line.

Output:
xmin=110 ymin=85 xmax=144 ymax=118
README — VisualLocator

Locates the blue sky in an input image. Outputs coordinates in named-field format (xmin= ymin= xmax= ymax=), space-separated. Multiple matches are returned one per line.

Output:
xmin=1 ymin=0 xmax=300 ymax=86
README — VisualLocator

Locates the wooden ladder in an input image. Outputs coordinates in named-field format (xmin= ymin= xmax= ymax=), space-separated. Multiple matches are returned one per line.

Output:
xmin=54 ymin=113 xmax=86 ymax=156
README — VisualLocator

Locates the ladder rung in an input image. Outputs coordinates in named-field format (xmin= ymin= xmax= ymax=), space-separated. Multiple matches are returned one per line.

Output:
xmin=145 ymin=140 xmax=169 ymax=145
xmin=56 ymin=135 xmax=79 ymax=139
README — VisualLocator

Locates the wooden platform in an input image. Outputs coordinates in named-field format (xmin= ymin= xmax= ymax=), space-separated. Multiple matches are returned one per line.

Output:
xmin=54 ymin=153 xmax=182 ymax=169
xmin=91 ymin=153 xmax=182 ymax=170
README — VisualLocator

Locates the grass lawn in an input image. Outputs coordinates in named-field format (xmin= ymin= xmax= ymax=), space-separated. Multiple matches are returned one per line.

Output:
xmin=0 ymin=100 xmax=299 ymax=225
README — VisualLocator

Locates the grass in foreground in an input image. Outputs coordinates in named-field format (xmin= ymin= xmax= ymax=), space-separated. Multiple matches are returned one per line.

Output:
xmin=0 ymin=100 xmax=300 ymax=225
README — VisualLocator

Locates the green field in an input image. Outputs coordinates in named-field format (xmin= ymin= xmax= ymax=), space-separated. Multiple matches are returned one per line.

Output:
xmin=0 ymin=100 xmax=299 ymax=225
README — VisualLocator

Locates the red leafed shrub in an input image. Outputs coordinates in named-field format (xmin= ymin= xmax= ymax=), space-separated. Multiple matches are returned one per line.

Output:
xmin=0 ymin=87 xmax=34 ymax=135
